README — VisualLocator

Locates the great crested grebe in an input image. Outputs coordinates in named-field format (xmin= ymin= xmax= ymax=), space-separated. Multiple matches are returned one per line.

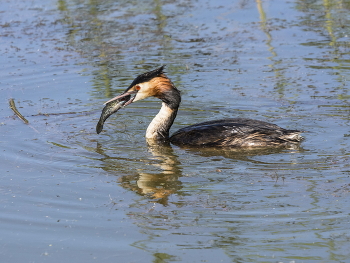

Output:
xmin=96 ymin=66 xmax=304 ymax=147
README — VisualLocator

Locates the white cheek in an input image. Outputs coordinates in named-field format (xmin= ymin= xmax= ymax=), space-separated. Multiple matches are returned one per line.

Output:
xmin=133 ymin=82 xmax=151 ymax=102
xmin=134 ymin=91 xmax=149 ymax=102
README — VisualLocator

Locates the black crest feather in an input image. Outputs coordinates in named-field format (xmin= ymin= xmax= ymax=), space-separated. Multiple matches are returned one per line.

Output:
xmin=124 ymin=65 xmax=165 ymax=92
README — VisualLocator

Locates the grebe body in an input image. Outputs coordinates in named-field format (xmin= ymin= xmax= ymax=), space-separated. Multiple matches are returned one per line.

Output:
xmin=96 ymin=66 xmax=303 ymax=147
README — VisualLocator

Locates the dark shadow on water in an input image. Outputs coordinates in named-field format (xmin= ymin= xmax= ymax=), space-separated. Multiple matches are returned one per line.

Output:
xmin=177 ymin=143 xmax=306 ymax=164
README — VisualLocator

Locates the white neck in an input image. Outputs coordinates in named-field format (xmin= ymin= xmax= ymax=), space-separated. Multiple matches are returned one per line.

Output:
xmin=146 ymin=102 xmax=177 ymax=140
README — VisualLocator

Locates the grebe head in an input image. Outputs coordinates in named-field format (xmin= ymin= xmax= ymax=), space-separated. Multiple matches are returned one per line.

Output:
xmin=103 ymin=65 xmax=179 ymax=107
xmin=96 ymin=65 xmax=180 ymax=134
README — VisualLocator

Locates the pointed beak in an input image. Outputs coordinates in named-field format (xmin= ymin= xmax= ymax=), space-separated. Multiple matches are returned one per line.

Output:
xmin=96 ymin=89 xmax=138 ymax=134
xmin=103 ymin=89 xmax=138 ymax=106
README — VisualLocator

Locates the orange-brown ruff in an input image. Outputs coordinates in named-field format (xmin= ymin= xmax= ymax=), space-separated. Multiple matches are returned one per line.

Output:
xmin=96 ymin=66 xmax=304 ymax=147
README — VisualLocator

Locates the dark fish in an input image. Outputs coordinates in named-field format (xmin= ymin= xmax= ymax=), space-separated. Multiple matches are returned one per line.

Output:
xmin=96 ymin=100 xmax=125 ymax=134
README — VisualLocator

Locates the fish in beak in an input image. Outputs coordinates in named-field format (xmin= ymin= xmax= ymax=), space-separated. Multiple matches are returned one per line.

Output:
xmin=95 ymin=90 xmax=138 ymax=134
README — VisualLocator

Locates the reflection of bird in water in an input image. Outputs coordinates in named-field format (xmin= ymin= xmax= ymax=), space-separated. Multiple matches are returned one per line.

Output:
xmin=94 ymin=141 xmax=182 ymax=205
xmin=96 ymin=66 xmax=304 ymax=147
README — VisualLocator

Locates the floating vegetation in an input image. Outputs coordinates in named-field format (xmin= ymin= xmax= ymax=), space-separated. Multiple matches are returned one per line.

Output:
xmin=9 ymin=98 xmax=29 ymax=124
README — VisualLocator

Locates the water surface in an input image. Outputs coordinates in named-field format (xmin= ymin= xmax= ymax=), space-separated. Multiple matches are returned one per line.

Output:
xmin=1 ymin=0 xmax=350 ymax=262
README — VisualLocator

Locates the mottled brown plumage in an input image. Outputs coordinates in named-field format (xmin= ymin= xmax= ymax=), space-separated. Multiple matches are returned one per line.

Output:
xmin=96 ymin=66 xmax=304 ymax=147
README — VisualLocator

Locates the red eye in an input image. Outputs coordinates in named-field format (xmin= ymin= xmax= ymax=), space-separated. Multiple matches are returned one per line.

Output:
xmin=135 ymin=85 xmax=141 ymax=90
